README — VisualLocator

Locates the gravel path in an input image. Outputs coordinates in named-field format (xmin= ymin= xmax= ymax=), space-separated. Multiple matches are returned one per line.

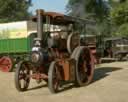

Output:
xmin=0 ymin=61 xmax=128 ymax=102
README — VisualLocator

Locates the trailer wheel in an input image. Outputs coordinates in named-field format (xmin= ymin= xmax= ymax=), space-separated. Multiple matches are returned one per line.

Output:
xmin=48 ymin=61 xmax=60 ymax=93
xmin=15 ymin=61 xmax=30 ymax=91
xmin=71 ymin=46 xmax=94 ymax=86
xmin=0 ymin=56 xmax=13 ymax=72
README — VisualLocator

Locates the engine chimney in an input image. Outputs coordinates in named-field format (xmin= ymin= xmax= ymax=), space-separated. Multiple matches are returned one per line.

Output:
xmin=35 ymin=9 xmax=44 ymax=46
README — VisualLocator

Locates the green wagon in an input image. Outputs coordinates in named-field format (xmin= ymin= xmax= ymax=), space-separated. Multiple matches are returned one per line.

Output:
xmin=0 ymin=21 xmax=37 ymax=72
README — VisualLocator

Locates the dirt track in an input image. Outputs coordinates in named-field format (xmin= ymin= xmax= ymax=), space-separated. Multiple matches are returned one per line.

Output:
xmin=0 ymin=61 xmax=128 ymax=102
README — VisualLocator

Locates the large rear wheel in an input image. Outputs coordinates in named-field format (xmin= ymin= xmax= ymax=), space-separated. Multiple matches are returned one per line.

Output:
xmin=71 ymin=46 xmax=94 ymax=86
xmin=15 ymin=61 xmax=30 ymax=91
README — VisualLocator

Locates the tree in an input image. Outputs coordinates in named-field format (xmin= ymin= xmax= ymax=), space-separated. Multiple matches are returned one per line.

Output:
xmin=0 ymin=0 xmax=32 ymax=23
xmin=110 ymin=0 xmax=128 ymax=37
xmin=115 ymin=23 xmax=128 ymax=37
xmin=110 ymin=1 xmax=128 ymax=26
xmin=67 ymin=0 xmax=111 ymax=37
xmin=67 ymin=0 xmax=109 ymax=21
xmin=67 ymin=0 xmax=128 ymax=37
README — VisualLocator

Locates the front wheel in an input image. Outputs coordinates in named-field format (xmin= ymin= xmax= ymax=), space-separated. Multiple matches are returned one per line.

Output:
xmin=48 ymin=61 xmax=61 ymax=93
xmin=15 ymin=61 xmax=30 ymax=91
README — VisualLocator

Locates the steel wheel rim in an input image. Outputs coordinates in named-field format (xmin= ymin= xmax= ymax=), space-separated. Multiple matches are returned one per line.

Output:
xmin=52 ymin=65 xmax=59 ymax=91
xmin=77 ymin=48 xmax=92 ymax=84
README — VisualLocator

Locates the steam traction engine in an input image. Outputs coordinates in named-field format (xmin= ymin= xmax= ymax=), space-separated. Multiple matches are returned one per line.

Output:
xmin=15 ymin=9 xmax=95 ymax=93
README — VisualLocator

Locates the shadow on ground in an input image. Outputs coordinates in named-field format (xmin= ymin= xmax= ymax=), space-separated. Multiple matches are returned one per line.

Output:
xmin=27 ymin=81 xmax=74 ymax=93
xmin=92 ymin=67 xmax=122 ymax=83
xmin=27 ymin=67 xmax=123 ymax=93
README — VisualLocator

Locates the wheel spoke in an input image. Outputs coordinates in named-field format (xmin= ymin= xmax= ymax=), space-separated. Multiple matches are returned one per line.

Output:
xmin=19 ymin=74 xmax=24 ymax=80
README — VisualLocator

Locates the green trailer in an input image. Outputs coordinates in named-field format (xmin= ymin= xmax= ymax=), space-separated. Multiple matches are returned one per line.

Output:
xmin=0 ymin=21 xmax=37 ymax=72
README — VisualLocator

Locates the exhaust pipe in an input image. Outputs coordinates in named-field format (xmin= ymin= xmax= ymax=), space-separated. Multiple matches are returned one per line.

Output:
xmin=35 ymin=9 xmax=44 ymax=46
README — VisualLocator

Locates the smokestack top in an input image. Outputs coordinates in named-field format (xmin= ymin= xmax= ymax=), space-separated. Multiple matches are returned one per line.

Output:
xmin=36 ymin=9 xmax=45 ymax=15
